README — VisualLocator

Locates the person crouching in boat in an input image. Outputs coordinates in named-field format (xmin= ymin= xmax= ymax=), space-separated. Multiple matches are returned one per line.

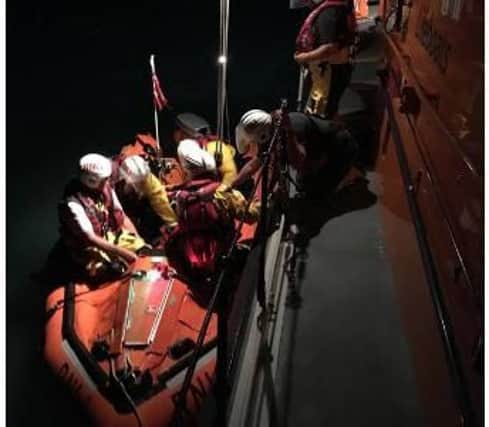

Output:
xmin=114 ymin=154 xmax=178 ymax=244
xmin=58 ymin=153 xmax=147 ymax=281
xmin=173 ymin=112 xmax=238 ymax=191
xmin=166 ymin=139 xmax=259 ymax=281
xmin=232 ymin=109 xmax=363 ymax=197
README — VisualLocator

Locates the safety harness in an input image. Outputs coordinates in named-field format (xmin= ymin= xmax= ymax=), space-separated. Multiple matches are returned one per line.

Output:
xmin=296 ymin=0 xmax=357 ymax=52
xmin=61 ymin=180 xmax=124 ymax=245
xmin=166 ymin=177 xmax=230 ymax=279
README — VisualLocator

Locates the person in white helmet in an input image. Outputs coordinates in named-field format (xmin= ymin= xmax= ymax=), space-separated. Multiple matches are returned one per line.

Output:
xmin=231 ymin=109 xmax=306 ymax=189
xmin=58 ymin=153 xmax=146 ymax=280
xmin=176 ymin=138 xmax=217 ymax=179
xmin=166 ymin=139 xmax=259 ymax=279
xmin=115 ymin=155 xmax=178 ymax=241
xmin=173 ymin=112 xmax=238 ymax=190
xmin=176 ymin=138 xmax=260 ymax=223
xmin=232 ymin=109 xmax=362 ymax=196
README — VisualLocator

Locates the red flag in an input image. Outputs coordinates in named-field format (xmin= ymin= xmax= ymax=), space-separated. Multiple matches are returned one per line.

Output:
xmin=152 ymin=71 xmax=168 ymax=111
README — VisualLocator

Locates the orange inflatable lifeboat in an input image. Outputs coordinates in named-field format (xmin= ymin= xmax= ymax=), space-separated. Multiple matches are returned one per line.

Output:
xmin=44 ymin=133 xmax=258 ymax=426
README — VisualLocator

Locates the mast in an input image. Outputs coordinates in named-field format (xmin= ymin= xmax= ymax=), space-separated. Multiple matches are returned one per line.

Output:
xmin=216 ymin=0 xmax=230 ymax=163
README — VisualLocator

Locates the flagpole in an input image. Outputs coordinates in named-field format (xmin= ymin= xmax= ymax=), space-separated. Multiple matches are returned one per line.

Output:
xmin=154 ymin=104 xmax=160 ymax=153
xmin=150 ymin=54 xmax=161 ymax=154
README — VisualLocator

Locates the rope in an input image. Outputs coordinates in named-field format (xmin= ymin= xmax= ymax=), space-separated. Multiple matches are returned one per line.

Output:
xmin=256 ymin=100 xmax=288 ymax=307
xmin=109 ymin=358 xmax=144 ymax=427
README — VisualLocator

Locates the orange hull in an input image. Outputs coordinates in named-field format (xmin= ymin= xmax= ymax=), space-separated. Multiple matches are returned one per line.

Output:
xmin=45 ymin=258 xmax=218 ymax=427
xmin=378 ymin=1 xmax=482 ymax=425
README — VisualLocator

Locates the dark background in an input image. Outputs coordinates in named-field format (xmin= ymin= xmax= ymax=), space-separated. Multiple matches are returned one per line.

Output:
xmin=7 ymin=2 xmax=306 ymax=425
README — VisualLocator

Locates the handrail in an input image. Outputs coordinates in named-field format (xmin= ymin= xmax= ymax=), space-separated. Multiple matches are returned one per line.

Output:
xmin=381 ymin=85 xmax=476 ymax=427
xmin=383 ymin=29 xmax=481 ymax=299
xmin=398 ymin=100 xmax=479 ymax=300
xmin=62 ymin=282 xmax=110 ymax=389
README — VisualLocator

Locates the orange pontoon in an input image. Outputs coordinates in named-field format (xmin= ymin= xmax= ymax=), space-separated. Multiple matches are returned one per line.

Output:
xmin=44 ymin=134 xmax=259 ymax=427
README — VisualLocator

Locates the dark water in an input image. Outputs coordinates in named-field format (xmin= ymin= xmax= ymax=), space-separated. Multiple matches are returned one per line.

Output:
xmin=7 ymin=3 xmax=305 ymax=426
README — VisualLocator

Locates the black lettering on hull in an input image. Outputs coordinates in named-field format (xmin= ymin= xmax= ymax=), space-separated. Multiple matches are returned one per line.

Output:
xmin=57 ymin=362 xmax=87 ymax=402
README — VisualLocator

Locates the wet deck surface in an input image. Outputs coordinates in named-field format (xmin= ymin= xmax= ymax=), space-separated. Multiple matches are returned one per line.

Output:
xmin=277 ymin=175 xmax=424 ymax=427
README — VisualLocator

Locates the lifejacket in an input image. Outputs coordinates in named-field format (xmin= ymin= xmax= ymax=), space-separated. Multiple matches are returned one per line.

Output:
xmin=59 ymin=179 xmax=124 ymax=249
xmin=175 ymin=178 xmax=221 ymax=232
xmin=295 ymin=0 xmax=357 ymax=53
xmin=167 ymin=175 xmax=232 ymax=279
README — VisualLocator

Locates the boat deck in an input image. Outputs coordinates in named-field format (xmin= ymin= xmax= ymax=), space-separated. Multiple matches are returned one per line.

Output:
xmin=277 ymin=17 xmax=427 ymax=426
xmin=277 ymin=173 xmax=425 ymax=427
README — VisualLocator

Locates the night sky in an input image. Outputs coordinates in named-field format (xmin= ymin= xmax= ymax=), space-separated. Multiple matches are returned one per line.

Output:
xmin=7 ymin=2 xmax=307 ymax=426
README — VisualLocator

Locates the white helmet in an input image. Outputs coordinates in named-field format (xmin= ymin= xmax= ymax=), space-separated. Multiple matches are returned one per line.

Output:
xmin=79 ymin=153 xmax=112 ymax=189
xmin=177 ymin=139 xmax=216 ymax=177
xmin=235 ymin=109 xmax=272 ymax=154
xmin=119 ymin=155 xmax=150 ymax=185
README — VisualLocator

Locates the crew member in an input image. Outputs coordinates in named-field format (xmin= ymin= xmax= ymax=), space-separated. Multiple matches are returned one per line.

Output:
xmin=58 ymin=153 xmax=146 ymax=279
xmin=294 ymin=0 xmax=356 ymax=119
xmin=173 ymin=112 xmax=238 ymax=189
xmin=176 ymin=139 xmax=260 ymax=223
xmin=166 ymin=139 xmax=259 ymax=279
xmin=114 ymin=155 xmax=178 ymax=242
xmin=232 ymin=109 xmax=362 ymax=196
